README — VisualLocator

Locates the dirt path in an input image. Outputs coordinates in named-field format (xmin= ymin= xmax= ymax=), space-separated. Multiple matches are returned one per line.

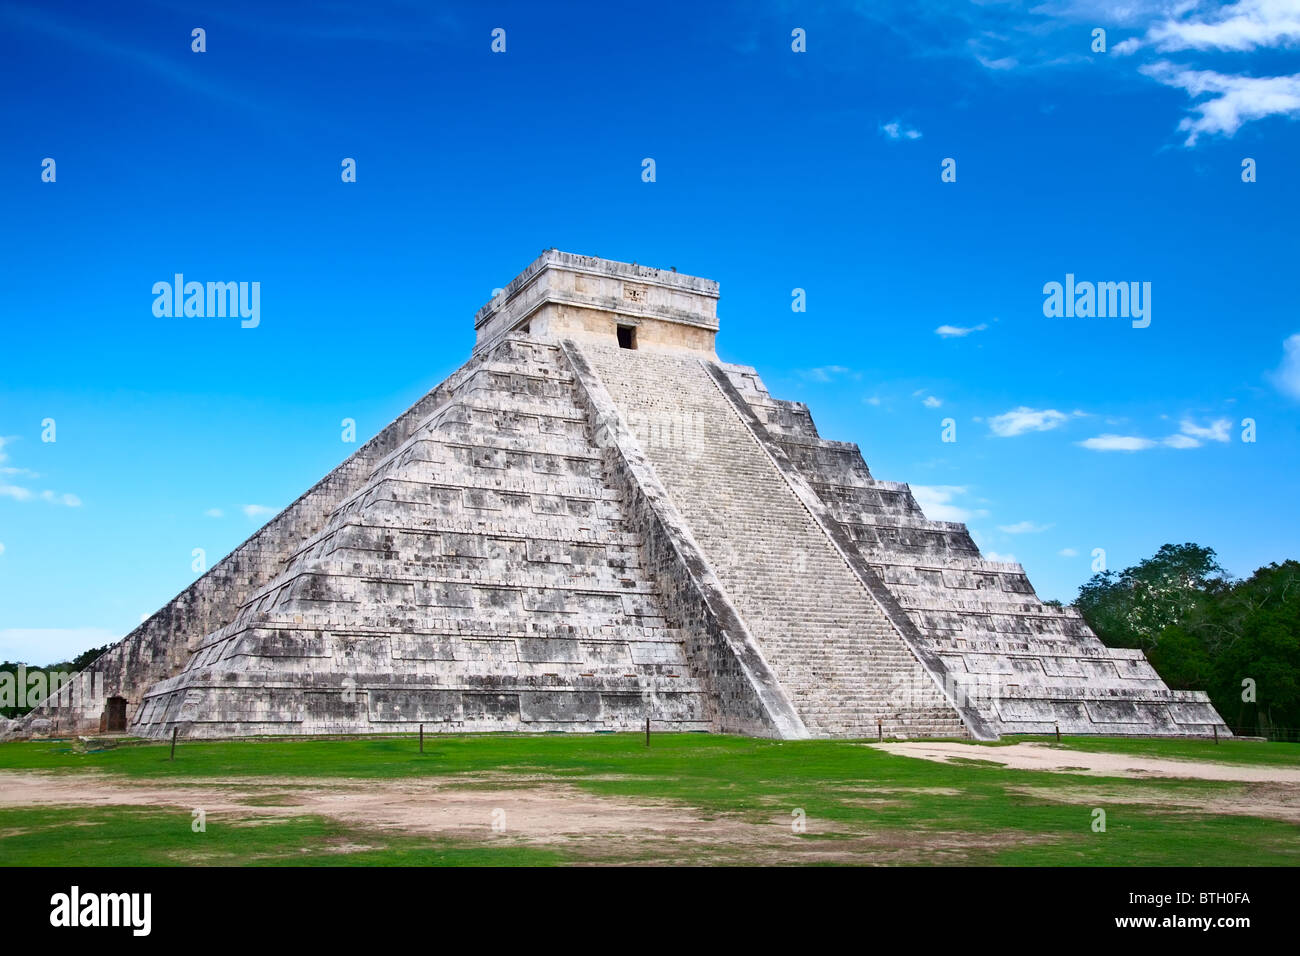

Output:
xmin=873 ymin=741 xmax=1300 ymax=783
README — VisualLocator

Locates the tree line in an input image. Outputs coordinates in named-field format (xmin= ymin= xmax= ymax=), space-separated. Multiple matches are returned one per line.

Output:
xmin=1073 ymin=543 xmax=1299 ymax=740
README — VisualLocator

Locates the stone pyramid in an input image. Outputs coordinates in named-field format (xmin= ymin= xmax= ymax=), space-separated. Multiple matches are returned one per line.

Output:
xmin=25 ymin=251 xmax=1228 ymax=740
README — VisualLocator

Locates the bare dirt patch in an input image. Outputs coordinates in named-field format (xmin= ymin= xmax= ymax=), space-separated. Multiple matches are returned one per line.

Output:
xmin=0 ymin=770 xmax=712 ymax=844
xmin=1009 ymin=782 xmax=1300 ymax=824
xmin=873 ymin=742 xmax=1300 ymax=783
xmin=0 ymin=768 xmax=1032 ymax=864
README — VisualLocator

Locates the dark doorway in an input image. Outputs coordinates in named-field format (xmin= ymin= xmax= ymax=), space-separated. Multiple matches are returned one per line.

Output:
xmin=617 ymin=325 xmax=636 ymax=349
xmin=103 ymin=696 xmax=127 ymax=733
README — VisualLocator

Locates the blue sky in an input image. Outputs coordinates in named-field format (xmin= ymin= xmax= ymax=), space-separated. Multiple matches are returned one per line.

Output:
xmin=2 ymin=0 xmax=1298 ymax=664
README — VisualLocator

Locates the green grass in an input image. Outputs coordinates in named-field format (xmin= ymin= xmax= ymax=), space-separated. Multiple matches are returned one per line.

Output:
xmin=996 ymin=734 xmax=1300 ymax=768
xmin=0 ymin=805 xmax=564 ymax=866
xmin=1 ymin=733 xmax=1297 ymax=866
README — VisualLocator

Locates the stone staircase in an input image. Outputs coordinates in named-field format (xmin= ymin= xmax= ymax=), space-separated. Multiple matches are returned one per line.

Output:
xmin=717 ymin=360 xmax=1228 ymax=737
xmin=578 ymin=343 xmax=967 ymax=739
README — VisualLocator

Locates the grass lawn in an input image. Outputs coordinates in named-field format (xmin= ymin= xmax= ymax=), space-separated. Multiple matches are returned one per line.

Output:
xmin=1 ymin=733 xmax=1297 ymax=866
xmin=1001 ymin=734 xmax=1300 ymax=768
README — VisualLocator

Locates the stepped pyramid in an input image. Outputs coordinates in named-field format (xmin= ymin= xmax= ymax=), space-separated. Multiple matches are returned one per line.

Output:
xmin=23 ymin=251 xmax=1228 ymax=740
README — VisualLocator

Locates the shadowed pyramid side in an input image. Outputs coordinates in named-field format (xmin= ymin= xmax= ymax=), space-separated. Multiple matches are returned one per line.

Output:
xmin=133 ymin=337 xmax=712 ymax=737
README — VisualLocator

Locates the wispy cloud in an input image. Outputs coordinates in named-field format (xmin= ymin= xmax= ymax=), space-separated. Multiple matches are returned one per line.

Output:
xmin=0 ymin=438 xmax=81 ymax=506
xmin=1058 ymin=547 xmax=1078 ymax=557
xmin=242 ymin=504 xmax=275 ymax=519
xmin=0 ymin=3 xmax=270 ymax=118
xmin=1144 ymin=0 xmax=1300 ymax=53
xmin=1115 ymin=1 xmax=1300 ymax=142
xmin=1140 ymin=61 xmax=1300 ymax=144
xmin=998 ymin=520 xmax=1053 ymax=534
xmin=797 ymin=365 xmax=858 ymax=383
xmin=205 ymin=508 xmax=224 ymax=518
xmin=910 ymin=485 xmax=988 ymax=522
xmin=1078 ymin=414 xmax=1235 ymax=451
xmin=1077 ymin=434 xmax=1157 ymax=452
xmin=0 ymin=484 xmax=33 ymax=502
xmin=40 ymin=490 xmax=81 ymax=507
xmin=1178 ymin=417 xmax=1232 ymax=444
xmin=988 ymin=406 xmax=1078 ymax=437
xmin=1269 ymin=333 xmax=1300 ymax=399
xmin=935 ymin=322 xmax=988 ymax=338
xmin=880 ymin=119 xmax=922 ymax=140
xmin=851 ymin=1 xmax=1300 ymax=144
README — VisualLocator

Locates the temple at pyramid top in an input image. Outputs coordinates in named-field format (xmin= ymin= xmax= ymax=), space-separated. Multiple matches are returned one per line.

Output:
xmin=474 ymin=250 xmax=721 ymax=356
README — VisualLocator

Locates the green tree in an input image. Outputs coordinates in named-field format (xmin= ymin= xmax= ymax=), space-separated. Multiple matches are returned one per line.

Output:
xmin=1075 ymin=543 xmax=1227 ymax=650
xmin=1076 ymin=545 xmax=1300 ymax=740
xmin=1172 ymin=561 xmax=1300 ymax=739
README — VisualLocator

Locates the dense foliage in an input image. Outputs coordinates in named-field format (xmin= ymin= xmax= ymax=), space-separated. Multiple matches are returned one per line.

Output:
xmin=1075 ymin=544 xmax=1300 ymax=740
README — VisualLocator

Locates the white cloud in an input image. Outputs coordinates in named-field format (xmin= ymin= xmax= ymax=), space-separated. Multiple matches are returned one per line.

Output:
xmin=1269 ymin=333 xmax=1300 ymax=399
xmin=0 ymin=440 xmax=80 ymax=506
xmin=880 ymin=120 xmax=922 ymax=140
xmin=1077 ymin=434 xmax=1158 ymax=451
xmin=1147 ymin=0 xmax=1300 ymax=53
xmin=935 ymin=323 xmax=988 ymax=338
xmin=910 ymin=485 xmax=988 ymax=523
xmin=998 ymin=520 xmax=1053 ymax=534
xmin=1140 ymin=60 xmax=1300 ymax=144
xmin=205 ymin=508 xmax=224 ymax=518
xmin=985 ymin=550 xmax=1018 ymax=563
xmin=0 ymin=484 xmax=34 ymax=501
xmin=0 ymin=541 xmax=5 ymax=556
xmin=922 ymin=395 xmax=943 ymax=408
xmin=865 ymin=396 xmax=882 ymax=406
xmin=0 ymin=627 xmax=120 ymax=666
xmin=1058 ymin=547 xmax=1078 ymax=557
xmin=1078 ymin=416 xmax=1234 ymax=451
xmin=39 ymin=490 xmax=81 ymax=507
xmin=1179 ymin=417 xmax=1232 ymax=442
xmin=888 ymin=1 xmax=1300 ymax=145
xmin=976 ymin=54 xmax=1019 ymax=71
xmin=242 ymin=504 xmax=275 ymax=519
xmin=798 ymin=365 xmax=856 ymax=383
xmin=988 ymin=406 xmax=1070 ymax=437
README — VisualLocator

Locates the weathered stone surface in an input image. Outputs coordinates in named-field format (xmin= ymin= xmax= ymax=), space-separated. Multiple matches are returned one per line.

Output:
xmin=17 ymin=250 xmax=1228 ymax=740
